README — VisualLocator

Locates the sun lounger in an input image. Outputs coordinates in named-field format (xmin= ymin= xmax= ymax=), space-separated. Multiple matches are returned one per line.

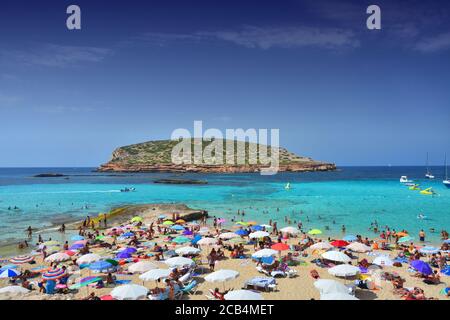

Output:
xmin=244 ymin=277 xmax=277 ymax=292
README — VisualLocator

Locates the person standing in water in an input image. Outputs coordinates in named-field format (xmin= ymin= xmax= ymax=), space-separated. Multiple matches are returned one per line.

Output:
xmin=419 ymin=229 xmax=426 ymax=242
xmin=26 ymin=226 xmax=32 ymax=238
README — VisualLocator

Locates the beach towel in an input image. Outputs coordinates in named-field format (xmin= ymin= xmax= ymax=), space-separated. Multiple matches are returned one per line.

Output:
xmin=115 ymin=279 xmax=132 ymax=284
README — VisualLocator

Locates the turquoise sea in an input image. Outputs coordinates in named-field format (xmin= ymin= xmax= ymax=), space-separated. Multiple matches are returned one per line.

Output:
xmin=0 ymin=167 xmax=449 ymax=245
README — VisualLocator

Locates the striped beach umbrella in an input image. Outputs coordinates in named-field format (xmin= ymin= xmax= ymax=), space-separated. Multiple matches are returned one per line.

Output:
xmin=69 ymin=276 xmax=102 ymax=289
xmin=88 ymin=261 xmax=113 ymax=272
xmin=9 ymin=255 xmax=34 ymax=264
xmin=0 ymin=269 xmax=21 ymax=278
xmin=45 ymin=252 xmax=71 ymax=263
xmin=42 ymin=268 xmax=66 ymax=280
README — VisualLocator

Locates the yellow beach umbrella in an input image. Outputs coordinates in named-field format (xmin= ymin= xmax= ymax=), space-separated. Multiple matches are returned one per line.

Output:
xmin=236 ymin=221 xmax=248 ymax=226
xmin=308 ymin=229 xmax=322 ymax=235
xmin=396 ymin=232 xmax=408 ymax=237
xmin=131 ymin=216 xmax=143 ymax=223
xmin=247 ymin=221 xmax=257 ymax=226
xmin=176 ymin=219 xmax=186 ymax=224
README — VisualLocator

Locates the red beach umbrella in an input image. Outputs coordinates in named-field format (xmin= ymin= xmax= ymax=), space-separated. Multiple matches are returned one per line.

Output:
xmin=271 ymin=243 xmax=290 ymax=251
xmin=330 ymin=240 xmax=350 ymax=247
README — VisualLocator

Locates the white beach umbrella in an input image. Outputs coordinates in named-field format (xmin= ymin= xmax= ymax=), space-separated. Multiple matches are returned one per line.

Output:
xmin=218 ymin=232 xmax=239 ymax=240
xmin=128 ymin=261 xmax=158 ymax=274
xmin=76 ymin=253 xmax=102 ymax=265
xmin=139 ymin=269 xmax=171 ymax=281
xmin=328 ymin=264 xmax=360 ymax=277
xmin=321 ymin=251 xmax=351 ymax=263
xmin=346 ymin=242 xmax=372 ymax=253
xmin=372 ymin=255 xmax=394 ymax=267
xmin=175 ymin=246 xmax=201 ymax=256
xmin=314 ymin=279 xmax=350 ymax=295
xmin=320 ymin=292 xmax=359 ymax=300
xmin=110 ymin=284 xmax=148 ymax=300
xmin=419 ymin=246 xmax=440 ymax=255
xmin=260 ymin=224 xmax=272 ymax=229
xmin=280 ymin=226 xmax=300 ymax=235
xmin=205 ymin=269 xmax=239 ymax=283
xmin=252 ymin=249 xmax=278 ymax=259
xmin=164 ymin=257 xmax=195 ymax=268
xmin=224 ymin=290 xmax=263 ymax=300
xmin=0 ymin=286 xmax=30 ymax=295
xmin=45 ymin=252 xmax=71 ymax=263
xmin=197 ymin=237 xmax=218 ymax=246
xmin=310 ymin=242 xmax=333 ymax=250
xmin=249 ymin=231 xmax=270 ymax=239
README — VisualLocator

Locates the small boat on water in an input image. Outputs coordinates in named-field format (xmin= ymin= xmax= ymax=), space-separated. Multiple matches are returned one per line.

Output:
xmin=400 ymin=176 xmax=413 ymax=184
xmin=444 ymin=153 xmax=450 ymax=188
xmin=420 ymin=187 xmax=435 ymax=195
xmin=425 ymin=152 xmax=435 ymax=179
xmin=409 ymin=184 xmax=420 ymax=191
xmin=120 ymin=187 xmax=136 ymax=192
xmin=284 ymin=182 xmax=291 ymax=190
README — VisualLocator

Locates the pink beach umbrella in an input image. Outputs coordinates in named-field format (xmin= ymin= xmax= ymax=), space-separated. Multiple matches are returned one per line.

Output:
xmin=9 ymin=255 xmax=34 ymax=264
xmin=42 ymin=268 xmax=66 ymax=280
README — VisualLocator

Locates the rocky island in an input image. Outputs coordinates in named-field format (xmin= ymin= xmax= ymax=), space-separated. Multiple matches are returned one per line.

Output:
xmin=97 ymin=139 xmax=336 ymax=173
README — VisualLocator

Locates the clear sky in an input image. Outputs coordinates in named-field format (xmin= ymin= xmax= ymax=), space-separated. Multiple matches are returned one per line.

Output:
xmin=0 ymin=0 xmax=449 ymax=167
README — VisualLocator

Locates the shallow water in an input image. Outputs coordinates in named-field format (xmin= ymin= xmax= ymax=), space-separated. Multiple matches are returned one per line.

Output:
xmin=0 ymin=166 xmax=449 ymax=244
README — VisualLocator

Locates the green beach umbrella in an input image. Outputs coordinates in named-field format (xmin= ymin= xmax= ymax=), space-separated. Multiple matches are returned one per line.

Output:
xmin=398 ymin=235 xmax=414 ymax=243
xmin=163 ymin=221 xmax=174 ymax=225
xmin=105 ymin=259 xmax=119 ymax=266
xmin=69 ymin=276 xmax=102 ymax=290
xmin=172 ymin=236 xmax=190 ymax=244
xmin=95 ymin=235 xmax=106 ymax=241
xmin=308 ymin=229 xmax=322 ymax=235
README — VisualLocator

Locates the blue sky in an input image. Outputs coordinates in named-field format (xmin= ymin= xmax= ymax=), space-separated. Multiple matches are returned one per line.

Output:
xmin=0 ymin=0 xmax=449 ymax=167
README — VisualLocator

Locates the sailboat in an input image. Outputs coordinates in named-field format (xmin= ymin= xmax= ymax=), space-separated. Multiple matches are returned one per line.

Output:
xmin=444 ymin=153 xmax=450 ymax=188
xmin=425 ymin=152 xmax=435 ymax=179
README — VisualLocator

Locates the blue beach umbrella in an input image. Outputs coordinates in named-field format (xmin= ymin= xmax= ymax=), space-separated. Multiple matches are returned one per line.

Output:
xmin=122 ymin=232 xmax=134 ymax=237
xmin=251 ymin=225 xmax=264 ymax=231
xmin=171 ymin=225 xmax=185 ymax=231
xmin=410 ymin=260 xmax=433 ymax=276
xmin=441 ymin=267 xmax=450 ymax=276
xmin=70 ymin=243 xmax=85 ymax=250
xmin=89 ymin=261 xmax=113 ymax=271
xmin=172 ymin=236 xmax=190 ymax=244
xmin=419 ymin=246 xmax=440 ymax=255
xmin=0 ymin=268 xmax=21 ymax=278
xmin=235 ymin=229 xmax=248 ymax=236
xmin=71 ymin=235 xmax=85 ymax=241
xmin=116 ymin=251 xmax=132 ymax=259
xmin=343 ymin=235 xmax=357 ymax=242
xmin=443 ymin=239 xmax=450 ymax=244
xmin=119 ymin=247 xmax=137 ymax=254
xmin=158 ymin=215 xmax=167 ymax=219
xmin=191 ymin=235 xmax=202 ymax=245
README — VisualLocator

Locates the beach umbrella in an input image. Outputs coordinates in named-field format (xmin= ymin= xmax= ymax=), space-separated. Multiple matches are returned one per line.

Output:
xmin=197 ymin=237 xmax=218 ymax=246
xmin=45 ymin=252 xmax=71 ymax=263
xmin=249 ymin=231 xmax=270 ymax=239
xmin=441 ymin=267 xmax=450 ymax=276
xmin=343 ymin=235 xmax=357 ymax=242
xmin=131 ymin=216 xmax=143 ymax=223
xmin=111 ymin=284 xmax=148 ymax=300
xmin=330 ymin=240 xmax=350 ymax=247
xmin=320 ymin=293 xmax=359 ymax=300
xmin=396 ymin=232 xmax=408 ymax=237
xmin=346 ymin=242 xmax=372 ymax=253
xmin=191 ymin=234 xmax=202 ymax=245
xmin=122 ymin=232 xmax=134 ymax=238
xmin=129 ymin=261 xmax=158 ymax=274
xmin=9 ymin=255 xmax=34 ymax=264
xmin=328 ymin=264 xmax=360 ymax=277
xmin=65 ymin=250 xmax=77 ymax=256
xmin=310 ymin=242 xmax=333 ymax=250
xmin=116 ymin=251 xmax=132 ymax=259
xmin=398 ymin=236 xmax=414 ymax=243
xmin=236 ymin=221 xmax=248 ymax=226
xmin=95 ymin=235 xmax=106 ymax=241
xmin=70 ymin=235 xmax=85 ymax=241
xmin=183 ymin=229 xmax=193 ymax=236
xmin=251 ymin=225 xmax=264 ymax=231
xmin=224 ymin=290 xmax=263 ymax=300
xmin=176 ymin=219 xmax=186 ymax=224
xmin=205 ymin=269 xmax=239 ymax=283
xmin=252 ymin=249 xmax=278 ymax=259
xmin=69 ymin=243 xmax=85 ymax=250
xmin=280 ymin=226 xmax=300 ymax=235
xmin=158 ymin=215 xmax=167 ymax=219
xmin=410 ymin=260 xmax=433 ymax=276
xmin=164 ymin=257 xmax=195 ymax=268
xmin=88 ymin=261 xmax=113 ymax=272
xmin=419 ymin=246 xmax=440 ymax=255
xmin=162 ymin=221 xmax=174 ymax=225
xmin=172 ymin=236 xmax=191 ymax=244
xmin=119 ymin=247 xmax=137 ymax=254
xmin=219 ymin=232 xmax=239 ymax=240
xmin=373 ymin=255 xmax=394 ymax=267
xmin=43 ymin=240 xmax=60 ymax=246
xmin=217 ymin=218 xmax=226 ymax=224
xmin=77 ymin=253 xmax=101 ymax=265
xmin=0 ymin=286 xmax=29 ymax=295
xmin=308 ymin=229 xmax=322 ymax=235
xmin=42 ymin=268 xmax=66 ymax=280
xmin=235 ymin=229 xmax=249 ymax=236
xmin=139 ymin=269 xmax=171 ymax=281
xmin=260 ymin=224 xmax=272 ymax=229
xmin=271 ymin=243 xmax=290 ymax=251
xmin=69 ymin=276 xmax=102 ymax=289
xmin=175 ymin=246 xmax=201 ymax=256
xmin=0 ymin=264 xmax=18 ymax=271
xmin=44 ymin=246 xmax=60 ymax=254
xmin=171 ymin=225 xmax=185 ymax=231
xmin=0 ymin=269 xmax=21 ymax=278
xmin=321 ymin=251 xmax=351 ymax=263
xmin=105 ymin=259 xmax=119 ymax=266
xmin=314 ymin=279 xmax=350 ymax=295
xmin=100 ymin=295 xmax=115 ymax=300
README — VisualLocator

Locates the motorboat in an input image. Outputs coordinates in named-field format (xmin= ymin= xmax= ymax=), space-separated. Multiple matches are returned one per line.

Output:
xmin=120 ymin=187 xmax=136 ymax=192
xmin=420 ymin=187 xmax=435 ymax=195
xmin=409 ymin=184 xmax=420 ymax=191
xmin=400 ymin=176 xmax=413 ymax=184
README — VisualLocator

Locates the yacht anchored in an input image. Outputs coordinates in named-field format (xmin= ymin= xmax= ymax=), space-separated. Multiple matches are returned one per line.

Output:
xmin=425 ymin=152 xmax=435 ymax=179
xmin=444 ymin=153 xmax=450 ymax=188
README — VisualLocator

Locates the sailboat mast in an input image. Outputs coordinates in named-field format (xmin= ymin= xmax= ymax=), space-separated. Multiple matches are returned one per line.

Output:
xmin=426 ymin=152 xmax=429 ymax=174
xmin=446 ymin=153 xmax=448 ymax=180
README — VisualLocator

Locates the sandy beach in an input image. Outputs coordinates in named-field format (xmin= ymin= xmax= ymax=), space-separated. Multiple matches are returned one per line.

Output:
xmin=0 ymin=204 xmax=449 ymax=301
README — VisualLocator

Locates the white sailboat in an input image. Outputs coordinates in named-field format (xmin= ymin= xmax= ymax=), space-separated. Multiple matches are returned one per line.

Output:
xmin=444 ymin=153 xmax=450 ymax=188
xmin=425 ymin=152 xmax=435 ymax=179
